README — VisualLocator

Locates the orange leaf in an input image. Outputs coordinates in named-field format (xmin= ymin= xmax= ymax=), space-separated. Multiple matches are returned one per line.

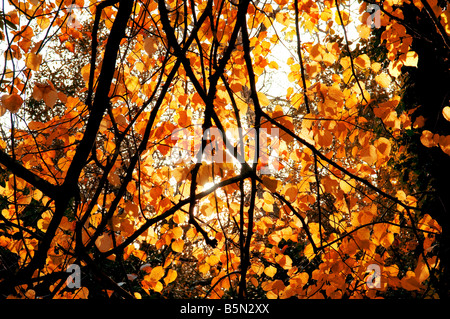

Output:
xmin=164 ymin=269 xmax=177 ymax=285
xmin=374 ymin=137 xmax=391 ymax=157
xmin=354 ymin=54 xmax=371 ymax=69
xmin=1 ymin=93 xmax=23 ymax=114
xmin=316 ymin=129 xmax=333 ymax=148
xmin=95 ymin=233 xmax=113 ymax=253
xmin=420 ymin=130 xmax=437 ymax=148
xmin=284 ymin=186 xmax=298 ymax=201
xmin=149 ymin=266 xmax=165 ymax=282
xmin=43 ymin=89 xmax=58 ymax=109
xmin=144 ymin=37 xmax=157 ymax=56
xmin=261 ymin=176 xmax=279 ymax=192
xmin=257 ymin=92 xmax=271 ymax=106
xmin=401 ymin=271 xmax=422 ymax=291
xmin=26 ymin=52 xmax=42 ymax=71
xmin=171 ymin=239 xmax=184 ymax=253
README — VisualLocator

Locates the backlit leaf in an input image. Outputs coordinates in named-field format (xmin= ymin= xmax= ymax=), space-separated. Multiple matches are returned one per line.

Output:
xmin=354 ymin=54 xmax=371 ymax=69
xmin=442 ymin=106 xmax=450 ymax=122
xmin=375 ymin=73 xmax=391 ymax=88
xmin=264 ymin=266 xmax=277 ymax=278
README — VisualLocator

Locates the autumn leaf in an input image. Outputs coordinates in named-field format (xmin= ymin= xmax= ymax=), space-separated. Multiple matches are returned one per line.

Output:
xmin=26 ymin=52 xmax=42 ymax=71
xmin=1 ymin=93 xmax=23 ymax=114
xmin=149 ymin=266 xmax=165 ymax=282
xmin=354 ymin=54 xmax=371 ymax=69
xmin=171 ymin=239 xmax=184 ymax=252
xmin=420 ymin=130 xmax=438 ymax=148
xmin=144 ymin=37 xmax=157 ymax=56
xmin=0 ymin=0 xmax=446 ymax=301
xmin=442 ymin=106 xmax=450 ymax=122
xmin=164 ymin=269 xmax=177 ymax=285
xmin=401 ymin=271 xmax=422 ymax=291
xmin=33 ymin=82 xmax=58 ymax=108
xmin=261 ymin=176 xmax=279 ymax=192
xmin=375 ymin=73 xmax=391 ymax=88
xmin=403 ymin=51 xmax=419 ymax=67
xmin=95 ymin=233 xmax=114 ymax=253
xmin=264 ymin=265 xmax=277 ymax=278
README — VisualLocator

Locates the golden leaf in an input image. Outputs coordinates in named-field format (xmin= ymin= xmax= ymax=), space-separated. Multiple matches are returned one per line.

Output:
xmin=442 ymin=106 xmax=450 ymax=122
xmin=354 ymin=54 xmax=371 ymax=69
xmin=149 ymin=266 xmax=165 ymax=282
xmin=264 ymin=265 xmax=277 ymax=278
xmin=375 ymin=73 xmax=391 ymax=88
xmin=403 ymin=51 xmax=418 ymax=67
xmin=164 ymin=269 xmax=177 ymax=285
xmin=171 ymin=239 xmax=184 ymax=253
xmin=26 ymin=52 xmax=42 ymax=71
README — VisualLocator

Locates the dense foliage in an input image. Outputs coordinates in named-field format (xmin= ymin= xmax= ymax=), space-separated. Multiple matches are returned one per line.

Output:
xmin=0 ymin=0 xmax=449 ymax=299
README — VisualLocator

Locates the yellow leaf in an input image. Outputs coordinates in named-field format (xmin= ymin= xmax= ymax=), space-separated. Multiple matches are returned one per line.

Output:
xmin=284 ymin=186 xmax=298 ymax=202
xmin=251 ymin=263 xmax=264 ymax=276
xmin=403 ymin=51 xmax=418 ymax=67
xmin=125 ymin=76 xmax=139 ymax=92
xmin=316 ymin=129 xmax=333 ymax=148
xmin=356 ymin=24 xmax=371 ymax=39
xmin=149 ymin=266 xmax=165 ymax=282
xmin=388 ymin=60 xmax=403 ymax=78
xmin=199 ymin=263 xmax=210 ymax=274
xmin=442 ymin=106 xmax=450 ymax=122
xmin=26 ymin=52 xmax=42 ymax=71
xmin=164 ymin=269 xmax=177 ymax=285
xmin=171 ymin=239 xmax=184 ymax=253
xmin=375 ymin=73 xmax=391 ymax=88
xmin=322 ymin=52 xmax=336 ymax=66
xmin=257 ymin=92 xmax=271 ymax=106
xmin=264 ymin=265 xmax=277 ymax=278
xmin=327 ymin=85 xmax=344 ymax=102
xmin=354 ymin=54 xmax=371 ymax=69
xmin=439 ymin=135 xmax=450 ymax=156
xmin=340 ymin=179 xmax=355 ymax=194
xmin=171 ymin=226 xmax=183 ymax=239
